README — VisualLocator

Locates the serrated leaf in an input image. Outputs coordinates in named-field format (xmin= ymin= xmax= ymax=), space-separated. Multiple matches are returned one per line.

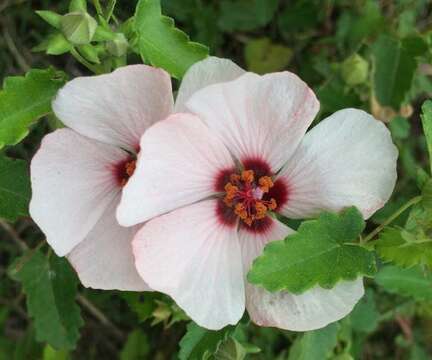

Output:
xmin=288 ymin=323 xmax=339 ymax=360
xmin=135 ymin=0 xmax=208 ymax=79
xmin=248 ymin=207 xmax=375 ymax=293
xmin=179 ymin=322 xmax=234 ymax=360
xmin=375 ymin=265 xmax=432 ymax=301
xmin=0 ymin=155 xmax=31 ymax=222
xmin=244 ymin=37 xmax=292 ymax=74
xmin=372 ymin=35 xmax=427 ymax=109
xmin=0 ymin=68 xmax=67 ymax=148
xmin=218 ymin=0 xmax=279 ymax=32
xmin=375 ymin=227 xmax=432 ymax=267
xmin=9 ymin=251 xmax=83 ymax=350
xmin=421 ymin=100 xmax=432 ymax=173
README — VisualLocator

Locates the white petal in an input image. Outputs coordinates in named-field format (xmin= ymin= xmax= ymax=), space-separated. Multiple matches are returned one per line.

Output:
xmin=52 ymin=65 xmax=173 ymax=151
xmin=30 ymin=129 xmax=126 ymax=256
xmin=239 ymin=220 xmax=364 ymax=331
xmin=117 ymin=113 xmax=234 ymax=226
xmin=175 ymin=57 xmax=245 ymax=112
xmin=186 ymin=71 xmax=319 ymax=172
xmin=68 ymin=194 xmax=149 ymax=291
xmin=246 ymin=279 xmax=364 ymax=331
xmin=133 ymin=200 xmax=245 ymax=330
xmin=278 ymin=109 xmax=398 ymax=219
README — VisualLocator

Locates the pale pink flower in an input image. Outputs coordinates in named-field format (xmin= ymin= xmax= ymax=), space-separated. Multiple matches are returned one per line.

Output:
xmin=117 ymin=57 xmax=398 ymax=330
xmin=30 ymin=65 xmax=174 ymax=290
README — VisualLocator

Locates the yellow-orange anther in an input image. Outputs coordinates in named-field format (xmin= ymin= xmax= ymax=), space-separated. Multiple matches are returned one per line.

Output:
xmin=241 ymin=170 xmax=254 ymax=183
xmin=222 ymin=169 xmax=278 ymax=227
xmin=230 ymin=174 xmax=241 ymax=183
xmin=223 ymin=182 xmax=238 ymax=206
xmin=268 ymin=198 xmax=277 ymax=210
xmin=254 ymin=202 xmax=268 ymax=219
xmin=125 ymin=160 xmax=136 ymax=177
xmin=258 ymin=176 xmax=273 ymax=193
xmin=234 ymin=203 xmax=248 ymax=219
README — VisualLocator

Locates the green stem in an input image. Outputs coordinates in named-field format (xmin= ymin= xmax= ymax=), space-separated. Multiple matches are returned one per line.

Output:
xmin=363 ymin=195 xmax=422 ymax=243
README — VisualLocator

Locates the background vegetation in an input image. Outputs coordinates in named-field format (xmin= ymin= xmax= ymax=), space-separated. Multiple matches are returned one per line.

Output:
xmin=1 ymin=0 xmax=432 ymax=359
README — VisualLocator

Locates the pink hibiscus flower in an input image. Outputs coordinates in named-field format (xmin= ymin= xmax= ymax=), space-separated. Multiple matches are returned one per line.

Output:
xmin=117 ymin=57 xmax=398 ymax=330
xmin=29 ymin=65 xmax=177 ymax=290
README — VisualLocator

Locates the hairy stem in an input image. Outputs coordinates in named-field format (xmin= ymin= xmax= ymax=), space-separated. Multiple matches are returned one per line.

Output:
xmin=363 ymin=195 xmax=422 ymax=243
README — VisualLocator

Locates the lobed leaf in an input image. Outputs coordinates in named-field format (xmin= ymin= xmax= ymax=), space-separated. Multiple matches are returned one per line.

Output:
xmin=375 ymin=227 xmax=432 ymax=268
xmin=375 ymin=265 xmax=432 ymax=301
xmin=248 ymin=207 xmax=376 ymax=293
xmin=0 ymin=68 xmax=67 ymax=149
xmin=134 ymin=0 xmax=208 ymax=79
xmin=9 ymin=251 xmax=83 ymax=350
xmin=0 ymin=155 xmax=31 ymax=222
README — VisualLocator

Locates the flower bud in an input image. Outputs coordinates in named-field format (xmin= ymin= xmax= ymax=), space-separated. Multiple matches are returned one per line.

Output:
xmin=106 ymin=33 xmax=129 ymax=57
xmin=61 ymin=11 xmax=97 ymax=45
xmin=341 ymin=54 xmax=369 ymax=86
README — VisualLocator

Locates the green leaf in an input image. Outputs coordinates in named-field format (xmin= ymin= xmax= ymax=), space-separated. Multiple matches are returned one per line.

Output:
xmin=0 ymin=68 xmax=67 ymax=148
xmin=349 ymin=289 xmax=379 ymax=334
xmin=214 ymin=337 xmax=259 ymax=360
xmin=218 ymin=0 xmax=279 ymax=32
xmin=34 ymin=33 xmax=73 ymax=56
xmin=179 ymin=322 xmax=234 ymax=360
xmin=288 ymin=323 xmax=339 ymax=360
xmin=421 ymin=100 xmax=432 ymax=173
xmin=389 ymin=116 xmax=411 ymax=140
xmin=375 ymin=265 xmax=432 ymax=301
xmin=135 ymin=0 xmax=208 ymax=79
xmin=375 ymin=227 xmax=432 ymax=268
xmin=9 ymin=251 xmax=83 ymax=350
xmin=278 ymin=0 xmax=320 ymax=34
xmin=36 ymin=10 xmax=62 ymax=29
xmin=244 ymin=38 xmax=292 ymax=75
xmin=43 ymin=345 xmax=69 ymax=360
xmin=120 ymin=330 xmax=150 ymax=360
xmin=248 ymin=207 xmax=375 ymax=293
xmin=372 ymin=34 xmax=427 ymax=109
xmin=0 ymin=155 xmax=31 ymax=222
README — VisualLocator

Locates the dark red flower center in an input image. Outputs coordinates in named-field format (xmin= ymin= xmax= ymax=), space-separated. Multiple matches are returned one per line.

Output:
xmin=215 ymin=158 xmax=289 ymax=232
xmin=115 ymin=157 xmax=137 ymax=187
xmin=223 ymin=170 xmax=277 ymax=226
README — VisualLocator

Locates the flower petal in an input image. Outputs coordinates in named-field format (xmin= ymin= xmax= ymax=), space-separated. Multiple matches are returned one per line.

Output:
xmin=117 ymin=113 xmax=234 ymax=226
xmin=246 ymin=279 xmax=364 ymax=331
xmin=52 ymin=65 xmax=173 ymax=151
xmin=175 ymin=57 xmax=245 ymax=112
xmin=239 ymin=219 xmax=364 ymax=331
xmin=133 ymin=200 xmax=245 ymax=330
xmin=278 ymin=108 xmax=398 ymax=219
xmin=30 ymin=129 xmax=126 ymax=256
xmin=186 ymin=71 xmax=319 ymax=172
xmin=68 ymin=194 xmax=149 ymax=291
